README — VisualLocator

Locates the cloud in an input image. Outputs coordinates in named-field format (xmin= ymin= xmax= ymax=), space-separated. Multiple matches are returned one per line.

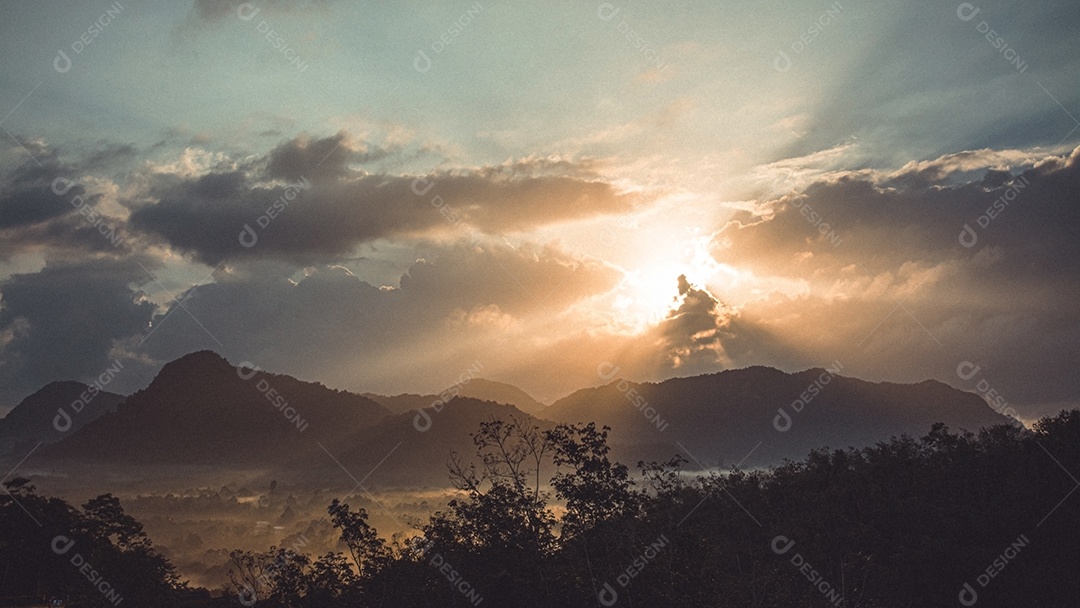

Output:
xmin=129 ymin=241 xmax=622 ymax=397
xmin=711 ymin=146 xmax=1080 ymax=416
xmin=0 ymin=147 xmax=80 ymax=231
xmin=128 ymin=133 xmax=640 ymax=265
xmin=4 ymin=135 xmax=1076 ymax=417
xmin=188 ymin=0 xmax=336 ymax=24
xmin=0 ymin=258 xmax=156 ymax=407
xmin=264 ymin=130 xmax=389 ymax=182
xmin=0 ymin=142 xmax=137 ymax=260
xmin=655 ymin=275 xmax=728 ymax=370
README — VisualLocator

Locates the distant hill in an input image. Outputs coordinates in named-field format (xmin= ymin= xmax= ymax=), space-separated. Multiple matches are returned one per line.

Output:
xmin=35 ymin=353 xmax=1013 ymax=481
xmin=365 ymin=378 xmax=546 ymax=416
xmin=543 ymin=366 xmax=1013 ymax=468
xmin=41 ymin=351 xmax=390 ymax=465
xmin=0 ymin=381 xmax=125 ymax=455
xmin=456 ymin=379 xmax=546 ymax=415
xmin=309 ymin=397 xmax=550 ymax=487
xmin=361 ymin=392 xmax=435 ymax=415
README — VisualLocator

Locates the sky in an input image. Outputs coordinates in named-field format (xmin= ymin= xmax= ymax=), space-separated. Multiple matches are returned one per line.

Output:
xmin=0 ymin=0 xmax=1078 ymax=421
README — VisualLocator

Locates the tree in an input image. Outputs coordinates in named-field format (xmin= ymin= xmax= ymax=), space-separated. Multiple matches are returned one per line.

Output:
xmin=0 ymin=480 xmax=181 ymax=607
xmin=547 ymin=422 xmax=638 ymax=538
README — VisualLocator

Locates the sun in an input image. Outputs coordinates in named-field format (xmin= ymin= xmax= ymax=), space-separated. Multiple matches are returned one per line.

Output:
xmin=613 ymin=264 xmax=690 ymax=325
xmin=609 ymin=233 xmax=727 ymax=330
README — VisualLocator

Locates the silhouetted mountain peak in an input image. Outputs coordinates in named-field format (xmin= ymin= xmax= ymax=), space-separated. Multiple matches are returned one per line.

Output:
xmin=158 ymin=349 xmax=234 ymax=377
xmin=365 ymin=379 xmax=547 ymax=415
xmin=546 ymin=364 xmax=1010 ymax=468
xmin=42 ymin=351 xmax=390 ymax=465
xmin=4 ymin=381 xmax=88 ymax=426
xmin=0 ymin=380 xmax=125 ymax=454
xmin=455 ymin=378 xmax=546 ymax=414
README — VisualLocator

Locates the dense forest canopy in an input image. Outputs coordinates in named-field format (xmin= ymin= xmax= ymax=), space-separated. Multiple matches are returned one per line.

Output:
xmin=3 ymin=410 xmax=1078 ymax=607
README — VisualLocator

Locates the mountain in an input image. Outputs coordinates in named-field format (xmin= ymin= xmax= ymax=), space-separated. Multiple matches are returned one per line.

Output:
xmin=41 ymin=351 xmax=390 ymax=465
xmin=365 ymin=379 xmax=546 ymax=416
xmin=456 ymin=379 xmax=546 ymax=415
xmin=36 ymin=354 xmax=1014 ymax=479
xmin=0 ymin=381 xmax=125 ymax=455
xmin=306 ymin=397 xmax=552 ymax=487
xmin=543 ymin=366 xmax=1013 ymax=469
xmin=361 ymin=392 xmax=435 ymax=415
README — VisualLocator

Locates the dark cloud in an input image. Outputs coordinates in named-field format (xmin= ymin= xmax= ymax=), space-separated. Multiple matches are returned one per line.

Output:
xmin=265 ymin=130 xmax=389 ymax=182
xmin=655 ymin=275 xmax=727 ymax=370
xmin=189 ymin=0 xmax=337 ymax=24
xmin=717 ymin=147 xmax=1080 ymax=283
xmin=0 ymin=258 xmax=156 ymax=407
xmin=711 ymin=146 xmax=1080 ymax=416
xmin=0 ymin=154 xmax=76 ymax=230
xmin=0 ymin=143 xmax=137 ymax=260
xmin=129 ymin=134 xmax=639 ymax=265
xmin=133 ymin=242 xmax=621 ymax=396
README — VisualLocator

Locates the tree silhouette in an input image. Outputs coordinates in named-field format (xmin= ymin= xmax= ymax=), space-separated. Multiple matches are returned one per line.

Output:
xmin=12 ymin=409 xmax=1080 ymax=607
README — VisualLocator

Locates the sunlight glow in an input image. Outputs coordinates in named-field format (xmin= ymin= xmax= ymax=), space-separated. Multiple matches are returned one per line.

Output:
xmin=611 ymin=232 xmax=725 ymax=330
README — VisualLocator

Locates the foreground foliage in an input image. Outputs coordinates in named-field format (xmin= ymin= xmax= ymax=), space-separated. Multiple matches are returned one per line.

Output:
xmin=4 ymin=411 xmax=1077 ymax=607
xmin=226 ymin=412 xmax=1080 ymax=607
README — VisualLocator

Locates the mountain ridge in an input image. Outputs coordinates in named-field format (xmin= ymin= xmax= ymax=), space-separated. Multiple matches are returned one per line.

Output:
xmin=39 ymin=350 xmax=390 ymax=465
xmin=0 ymin=380 xmax=125 ymax=455
xmin=543 ymin=364 xmax=1012 ymax=467
xmin=28 ymin=351 xmax=1013 ymax=477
